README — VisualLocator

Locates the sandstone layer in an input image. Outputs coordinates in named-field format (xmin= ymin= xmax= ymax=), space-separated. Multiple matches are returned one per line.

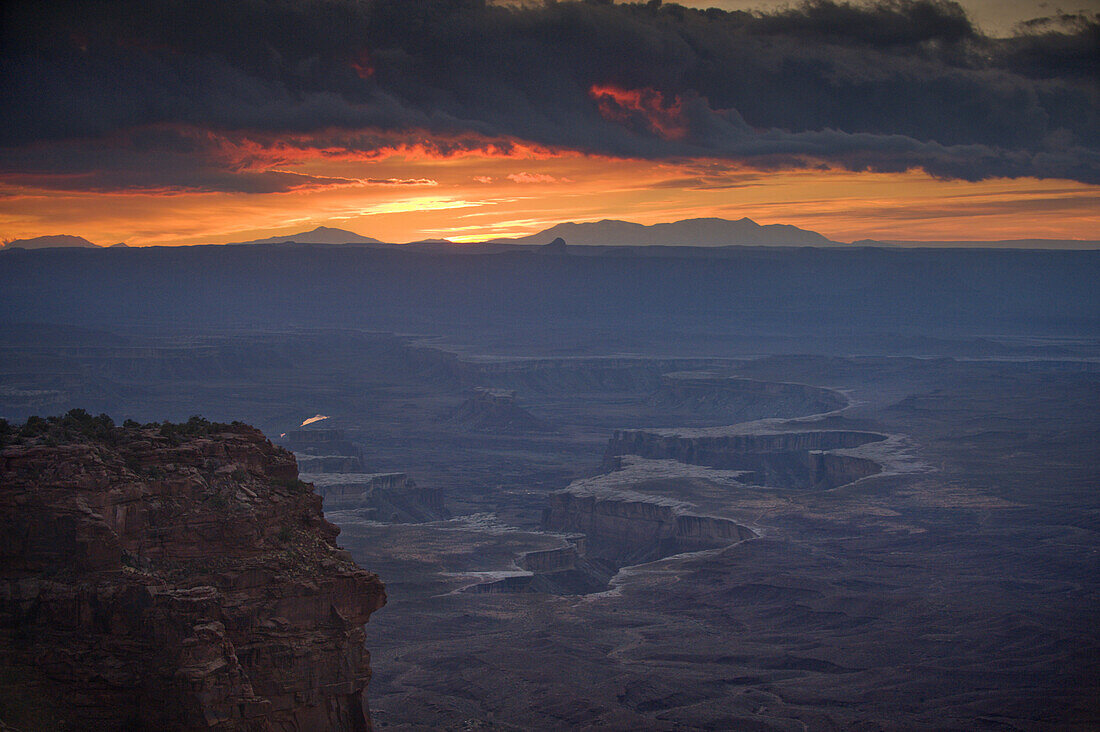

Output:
xmin=605 ymin=427 xmax=886 ymax=489
xmin=304 ymin=471 xmax=448 ymax=522
xmin=542 ymin=458 xmax=758 ymax=568
xmin=444 ymin=388 xmax=552 ymax=433
xmin=0 ymin=414 xmax=386 ymax=731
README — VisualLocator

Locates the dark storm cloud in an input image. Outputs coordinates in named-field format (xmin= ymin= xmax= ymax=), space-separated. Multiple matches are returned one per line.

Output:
xmin=0 ymin=126 xmax=366 ymax=194
xmin=1 ymin=0 xmax=1097 ymax=191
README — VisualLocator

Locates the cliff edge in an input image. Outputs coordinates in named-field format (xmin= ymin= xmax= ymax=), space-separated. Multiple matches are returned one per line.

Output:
xmin=0 ymin=411 xmax=386 ymax=730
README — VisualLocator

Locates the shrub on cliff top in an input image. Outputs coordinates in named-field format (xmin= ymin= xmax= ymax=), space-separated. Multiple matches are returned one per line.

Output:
xmin=158 ymin=415 xmax=234 ymax=443
xmin=6 ymin=411 xmax=235 ymax=446
xmin=13 ymin=409 xmax=117 ymax=443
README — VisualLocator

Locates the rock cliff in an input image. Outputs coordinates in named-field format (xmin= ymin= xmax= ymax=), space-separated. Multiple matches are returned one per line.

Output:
xmin=605 ymin=428 xmax=885 ymax=489
xmin=540 ymin=457 xmax=758 ymax=577
xmin=543 ymin=490 xmax=756 ymax=565
xmin=0 ymin=412 xmax=386 ymax=731
xmin=466 ymin=541 xmax=613 ymax=596
xmin=444 ymin=388 xmax=552 ymax=433
xmin=282 ymin=428 xmax=363 ymax=471
xmin=304 ymin=472 xmax=448 ymax=522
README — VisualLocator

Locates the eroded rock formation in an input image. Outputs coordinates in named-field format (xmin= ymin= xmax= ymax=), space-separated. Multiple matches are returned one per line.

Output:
xmin=305 ymin=471 xmax=448 ymax=522
xmin=282 ymin=428 xmax=363 ymax=471
xmin=0 ymin=415 xmax=385 ymax=730
xmin=444 ymin=388 xmax=552 ymax=433
xmin=606 ymin=428 xmax=885 ymax=488
xmin=543 ymin=491 xmax=756 ymax=565
xmin=466 ymin=541 xmax=613 ymax=596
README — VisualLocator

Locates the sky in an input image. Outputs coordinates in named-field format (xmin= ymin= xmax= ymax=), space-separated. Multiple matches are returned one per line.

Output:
xmin=678 ymin=0 xmax=1100 ymax=36
xmin=1 ymin=0 xmax=1097 ymax=246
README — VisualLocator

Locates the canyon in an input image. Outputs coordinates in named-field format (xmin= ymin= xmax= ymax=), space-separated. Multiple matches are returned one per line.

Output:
xmin=0 ymin=243 xmax=1096 ymax=729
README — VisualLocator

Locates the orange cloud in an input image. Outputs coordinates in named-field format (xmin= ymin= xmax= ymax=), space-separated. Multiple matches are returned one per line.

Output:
xmin=362 ymin=178 xmax=438 ymax=186
xmin=0 ymin=123 xmax=583 ymax=196
xmin=221 ymin=130 xmax=571 ymax=166
xmin=506 ymin=172 xmax=569 ymax=184
xmin=589 ymin=84 xmax=688 ymax=140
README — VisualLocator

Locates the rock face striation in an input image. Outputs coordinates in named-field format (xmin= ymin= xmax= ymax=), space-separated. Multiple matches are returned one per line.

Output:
xmin=0 ymin=415 xmax=386 ymax=730
xmin=283 ymin=428 xmax=363 ymax=471
xmin=605 ymin=428 xmax=886 ymax=489
xmin=304 ymin=471 xmax=448 ymax=522
xmin=465 ymin=539 xmax=613 ymax=596
xmin=543 ymin=490 xmax=756 ymax=565
xmin=542 ymin=460 xmax=758 ymax=568
xmin=444 ymin=388 xmax=552 ymax=433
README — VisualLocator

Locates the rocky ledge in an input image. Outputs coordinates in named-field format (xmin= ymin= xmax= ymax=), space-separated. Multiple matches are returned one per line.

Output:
xmin=543 ymin=457 xmax=758 ymax=568
xmin=605 ymin=426 xmax=887 ymax=489
xmin=443 ymin=388 xmax=552 ymax=433
xmin=0 ymin=411 xmax=386 ymax=731
xmin=303 ymin=471 xmax=448 ymax=522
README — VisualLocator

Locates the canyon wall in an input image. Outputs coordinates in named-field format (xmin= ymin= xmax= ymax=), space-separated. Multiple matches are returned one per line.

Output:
xmin=444 ymin=388 xmax=552 ymax=433
xmin=520 ymin=545 xmax=581 ymax=573
xmin=605 ymin=429 xmax=886 ymax=488
xmin=542 ymin=491 xmax=755 ymax=565
xmin=307 ymin=472 xmax=447 ymax=522
xmin=467 ymin=542 xmax=613 ymax=596
xmin=297 ymin=454 xmax=364 ymax=472
xmin=0 ymin=416 xmax=386 ymax=730
xmin=284 ymin=428 xmax=362 ymax=460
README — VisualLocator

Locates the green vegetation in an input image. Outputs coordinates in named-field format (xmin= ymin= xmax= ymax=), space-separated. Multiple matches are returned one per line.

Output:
xmin=7 ymin=409 xmax=117 ymax=445
xmin=157 ymin=415 xmax=233 ymax=442
xmin=0 ymin=410 xmax=239 ymax=447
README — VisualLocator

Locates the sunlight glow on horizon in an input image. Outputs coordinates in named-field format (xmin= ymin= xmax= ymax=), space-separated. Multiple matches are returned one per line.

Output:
xmin=2 ymin=151 xmax=1097 ymax=246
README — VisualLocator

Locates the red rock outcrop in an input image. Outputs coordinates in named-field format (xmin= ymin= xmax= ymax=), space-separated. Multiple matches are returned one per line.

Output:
xmin=0 ymin=417 xmax=386 ymax=730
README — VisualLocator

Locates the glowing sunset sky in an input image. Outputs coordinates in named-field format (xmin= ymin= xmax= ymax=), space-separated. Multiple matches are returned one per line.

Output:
xmin=2 ymin=0 xmax=1097 ymax=246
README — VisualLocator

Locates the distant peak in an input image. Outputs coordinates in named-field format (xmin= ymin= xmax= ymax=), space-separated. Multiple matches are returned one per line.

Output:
xmin=493 ymin=216 xmax=832 ymax=247
xmin=676 ymin=216 xmax=755 ymax=224
xmin=3 ymin=234 xmax=99 ymax=250
xmin=226 ymin=226 xmax=383 ymax=246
